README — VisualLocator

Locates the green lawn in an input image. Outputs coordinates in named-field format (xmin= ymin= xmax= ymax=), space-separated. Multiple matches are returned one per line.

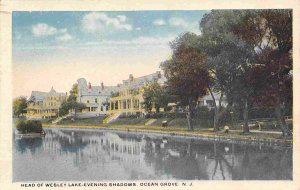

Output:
xmin=58 ymin=116 xmax=107 ymax=126
xmin=108 ymin=118 xmax=149 ymax=126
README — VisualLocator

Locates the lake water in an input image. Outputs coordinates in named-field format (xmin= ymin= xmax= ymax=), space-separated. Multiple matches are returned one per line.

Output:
xmin=13 ymin=127 xmax=292 ymax=181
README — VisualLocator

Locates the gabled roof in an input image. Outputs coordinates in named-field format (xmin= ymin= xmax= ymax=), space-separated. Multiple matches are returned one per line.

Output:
xmin=79 ymin=85 xmax=119 ymax=96
xmin=28 ymin=87 xmax=66 ymax=102
xmin=29 ymin=91 xmax=48 ymax=102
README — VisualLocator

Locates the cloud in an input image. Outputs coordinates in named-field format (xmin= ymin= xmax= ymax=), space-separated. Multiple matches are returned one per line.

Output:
xmin=32 ymin=23 xmax=71 ymax=41
xmin=82 ymin=12 xmax=132 ymax=33
xmin=56 ymin=33 xmax=73 ymax=42
xmin=153 ymin=19 xmax=166 ymax=26
xmin=117 ymin=15 xmax=127 ymax=22
xmin=59 ymin=28 xmax=68 ymax=33
xmin=85 ymin=35 xmax=176 ymax=46
xmin=168 ymin=17 xmax=188 ymax=27
xmin=135 ymin=27 xmax=141 ymax=31
xmin=32 ymin=23 xmax=58 ymax=37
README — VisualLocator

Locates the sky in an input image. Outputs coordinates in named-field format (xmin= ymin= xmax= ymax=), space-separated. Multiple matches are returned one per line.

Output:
xmin=13 ymin=10 xmax=209 ymax=98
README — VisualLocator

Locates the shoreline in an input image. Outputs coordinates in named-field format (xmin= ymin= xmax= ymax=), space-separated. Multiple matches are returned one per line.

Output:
xmin=43 ymin=123 xmax=292 ymax=146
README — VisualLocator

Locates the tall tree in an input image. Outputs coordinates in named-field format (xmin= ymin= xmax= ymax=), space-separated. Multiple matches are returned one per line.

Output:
xmin=59 ymin=84 xmax=86 ymax=118
xmin=233 ymin=10 xmax=292 ymax=137
xmin=13 ymin=96 xmax=27 ymax=117
xmin=142 ymin=83 xmax=156 ymax=113
xmin=142 ymin=82 xmax=170 ymax=113
xmin=161 ymin=32 xmax=210 ymax=131
xmin=200 ymin=10 xmax=255 ymax=133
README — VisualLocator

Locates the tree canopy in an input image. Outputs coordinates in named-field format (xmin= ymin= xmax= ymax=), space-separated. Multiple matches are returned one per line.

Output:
xmin=59 ymin=84 xmax=86 ymax=117
xmin=142 ymin=82 xmax=170 ymax=113
xmin=13 ymin=97 xmax=27 ymax=117
xmin=161 ymin=32 xmax=210 ymax=130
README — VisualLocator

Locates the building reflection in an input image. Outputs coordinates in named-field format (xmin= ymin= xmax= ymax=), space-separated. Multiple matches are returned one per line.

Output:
xmin=13 ymin=128 xmax=292 ymax=180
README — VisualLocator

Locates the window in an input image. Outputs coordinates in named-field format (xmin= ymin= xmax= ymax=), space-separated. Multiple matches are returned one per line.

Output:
xmin=115 ymin=101 xmax=118 ymax=110
xmin=206 ymin=100 xmax=214 ymax=107
xmin=101 ymin=106 xmax=103 ymax=111
xmin=198 ymin=100 xmax=204 ymax=106
xmin=123 ymin=100 xmax=126 ymax=109
xmin=87 ymin=100 xmax=90 ymax=103
xmin=95 ymin=98 xmax=98 ymax=103
xmin=127 ymin=99 xmax=131 ymax=109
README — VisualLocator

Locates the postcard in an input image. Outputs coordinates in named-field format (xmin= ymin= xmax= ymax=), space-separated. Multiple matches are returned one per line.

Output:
xmin=0 ymin=0 xmax=299 ymax=190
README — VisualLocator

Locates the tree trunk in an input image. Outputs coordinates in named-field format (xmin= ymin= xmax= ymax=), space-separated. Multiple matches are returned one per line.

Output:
xmin=213 ymin=108 xmax=220 ymax=131
xmin=187 ymin=98 xmax=194 ymax=131
xmin=208 ymin=87 xmax=220 ymax=131
xmin=274 ymin=101 xmax=292 ymax=137
xmin=243 ymin=100 xmax=250 ymax=133
xmin=74 ymin=108 xmax=77 ymax=119
xmin=187 ymin=140 xmax=192 ymax=156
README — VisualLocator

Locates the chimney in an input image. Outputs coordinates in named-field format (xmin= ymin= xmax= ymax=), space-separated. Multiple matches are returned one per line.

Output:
xmin=88 ymin=82 xmax=92 ymax=92
xmin=101 ymin=82 xmax=104 ymax=90
xmin=129 ymin=74 xmax=134 ymax=81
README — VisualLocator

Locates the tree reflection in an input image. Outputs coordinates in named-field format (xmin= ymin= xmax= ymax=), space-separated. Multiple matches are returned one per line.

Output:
xmin=13 ymin=128 xmax=293 ymax=180
xmin=211 ymin=142 xmax=234 ymax=180
xmin=14 ymin=137 xmax=43 ymax=155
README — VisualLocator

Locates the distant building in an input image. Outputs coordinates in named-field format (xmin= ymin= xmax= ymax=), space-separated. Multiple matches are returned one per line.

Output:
xmin=108 ymin=71 xmax=165 ymax=116
xmin=77 ymin=78 xmax=118 ymax=117
xmin=197 ymin=92 xmax=227 ymax=109
xmin=26 ymin=87 xmax=67 ymax=119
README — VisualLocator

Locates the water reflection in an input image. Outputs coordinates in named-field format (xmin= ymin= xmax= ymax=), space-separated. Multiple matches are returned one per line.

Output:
xmin=13 ymin=127 xmax=292 ymax=181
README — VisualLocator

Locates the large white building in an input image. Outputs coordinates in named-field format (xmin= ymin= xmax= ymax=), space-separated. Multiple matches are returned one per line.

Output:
xmin=77 ymin=78 xmax=119 ymax=117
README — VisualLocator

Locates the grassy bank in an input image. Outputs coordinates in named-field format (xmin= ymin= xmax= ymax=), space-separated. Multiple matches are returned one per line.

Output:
xmin=57 ymin=116 xmax=107 ymax=126
xmin=56 ymin=116 xmax=213 ymax=130
xmin=43 ymin=123 xmax=292 ymax=144
xmin=108 ymin=117 xmax=148 ymax=125
xmin=43 ymin=119 xmax=292 ymax=144
xmin=13 ymin=115 xmax=288 ymax=144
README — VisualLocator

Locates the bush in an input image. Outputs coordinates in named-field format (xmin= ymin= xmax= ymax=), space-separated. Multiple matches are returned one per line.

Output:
xmin=16 ymin=120 xmax=43 ymax=134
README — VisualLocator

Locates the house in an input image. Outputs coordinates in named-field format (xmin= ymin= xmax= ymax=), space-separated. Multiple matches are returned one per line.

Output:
xmin=76 ymin=78 xmax=119 ymax=117
xmin=108 ymin=71 xmax=165 ymax=117
xmin=197 ymin=92 xmax=227 ymax=109
xmin=166 ymin=93 xmax=227 ymax=113
xmin=25 ymin=87 xmax=67 ymax=119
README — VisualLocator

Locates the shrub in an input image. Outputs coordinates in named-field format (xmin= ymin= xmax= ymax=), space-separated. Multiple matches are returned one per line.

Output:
xmin=16 ymin=120 xmax=43 ymax=134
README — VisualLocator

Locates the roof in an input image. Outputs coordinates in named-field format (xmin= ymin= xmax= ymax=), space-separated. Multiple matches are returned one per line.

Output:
xmin=119 ymin=71 xmax=166 ymax=90
xmin=200 ymin=92 xmax=226 ymax=101
xmin=77 ymin=78 xmax=119 ymax=96
xmin=28 ymin=87 xmax=66 ymax=102
xmin=79 ymin=85 xmax=119 ymax=96
xmin=29 ymin=91 xmax=48 ymax=102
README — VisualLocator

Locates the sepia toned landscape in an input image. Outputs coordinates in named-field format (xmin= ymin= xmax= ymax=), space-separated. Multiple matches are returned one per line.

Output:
xmin=12 ymin=10 xmax=293 ymax=181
